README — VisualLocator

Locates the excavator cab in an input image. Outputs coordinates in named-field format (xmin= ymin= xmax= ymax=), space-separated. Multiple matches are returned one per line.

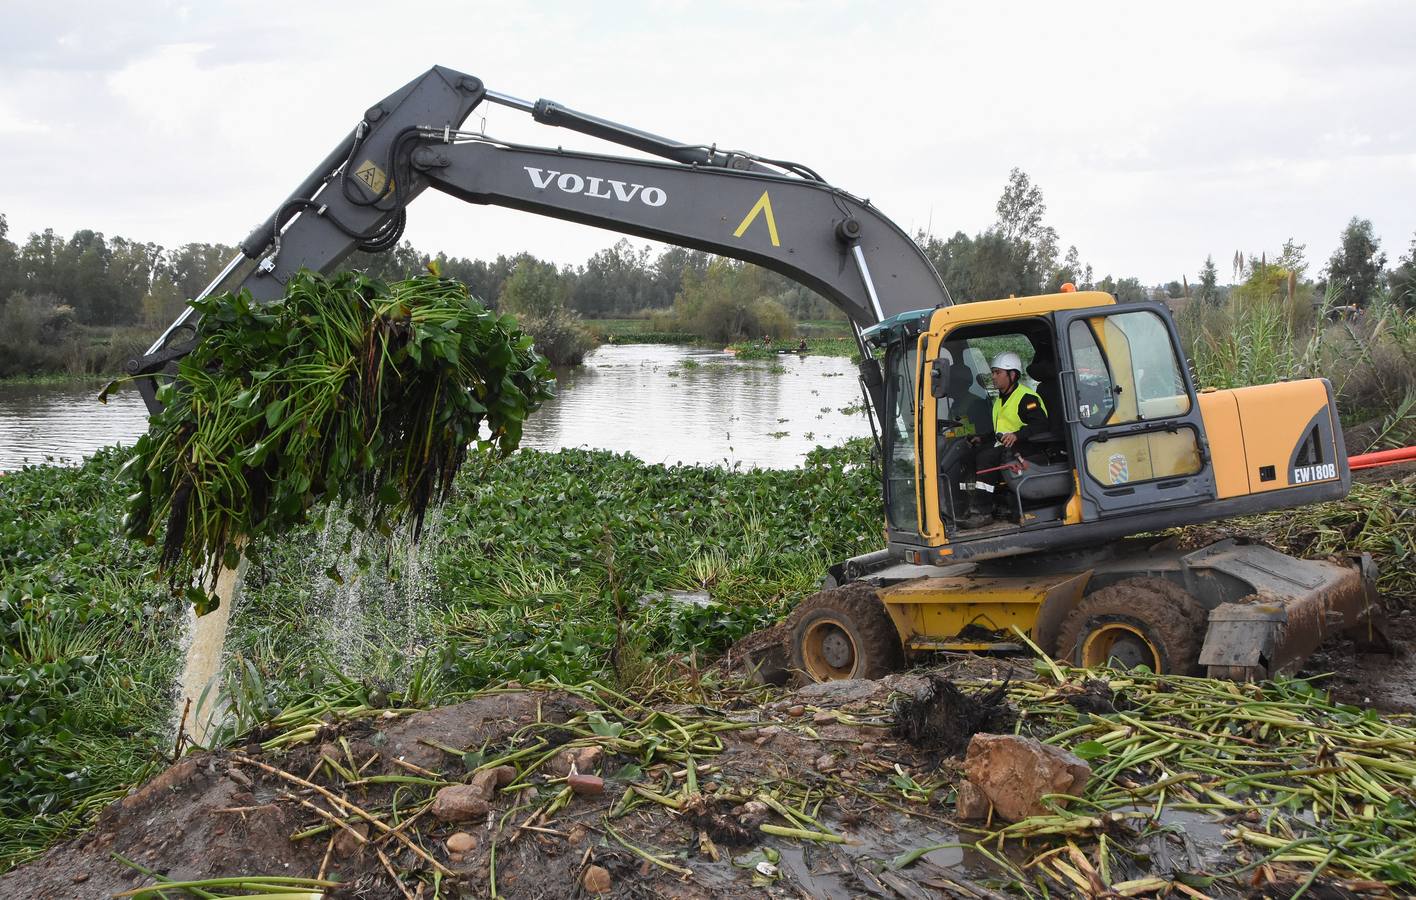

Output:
xmin=796 ymin=290 xmax=1379 ymax=683
xmin=868 ymin=291 xmax=1292 ymax=563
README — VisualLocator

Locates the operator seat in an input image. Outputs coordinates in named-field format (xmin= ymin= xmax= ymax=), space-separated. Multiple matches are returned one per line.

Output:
xmin=1025 ymin=357 xmax=1065 ymax=455
xmin=1000 ymin=357 xmax=1072 ymax=510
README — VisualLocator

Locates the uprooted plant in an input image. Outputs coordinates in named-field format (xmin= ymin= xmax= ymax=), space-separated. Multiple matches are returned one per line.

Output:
xmin=111 ymin=270 xmax=554 ymax=611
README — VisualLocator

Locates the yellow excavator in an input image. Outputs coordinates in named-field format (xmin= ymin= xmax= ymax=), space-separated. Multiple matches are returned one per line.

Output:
xmin=129 ymin=66 xmax=1382 ymax=683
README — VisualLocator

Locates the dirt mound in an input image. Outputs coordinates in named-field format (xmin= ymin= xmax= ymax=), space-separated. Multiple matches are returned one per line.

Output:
xmin=0 ymin=681 xmax=989 ymax=899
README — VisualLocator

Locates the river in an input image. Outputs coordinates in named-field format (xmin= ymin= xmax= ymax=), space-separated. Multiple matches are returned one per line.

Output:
xmin=0 ymin=344 xmax=871 ymax=472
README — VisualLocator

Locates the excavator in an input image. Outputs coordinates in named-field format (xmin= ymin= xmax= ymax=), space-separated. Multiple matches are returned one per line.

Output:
xmin=129 ymin=65 xmax=1382 ymax=684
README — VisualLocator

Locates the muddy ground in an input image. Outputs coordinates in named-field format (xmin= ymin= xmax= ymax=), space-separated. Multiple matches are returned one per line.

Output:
xmin=4 ymin=620 xmax=1412 ymax=900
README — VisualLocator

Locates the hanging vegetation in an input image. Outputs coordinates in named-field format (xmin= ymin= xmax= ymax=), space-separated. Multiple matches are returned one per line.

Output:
xmin=112 ymin=270 xmax=554 ymax=611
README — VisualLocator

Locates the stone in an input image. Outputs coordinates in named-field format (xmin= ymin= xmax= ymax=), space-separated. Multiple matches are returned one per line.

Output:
xmin=814 ymin=754 xmax=835 ymax=772
xmin=431 ymin=785 xmax=491 ymax=822
xmin=568 ymin=773 xmax=604 ymax=795
xmin=446 ymin=832 xmax=477 ymax=853
xmin=812 ymin=711 xmax=836 ymax=725
xmin=567 ymin=824 xmax=588 ymax=845
xmin=491 ymin=764 xmax=518 ymax=786
xmin=961 ymin=733 xmax=1091 ymax=822
xmin=576 ymin=746 xmax=604 ymax=772
xmin=785 ymin=705 xmax=806 ymax=717
xmin=546 ymin=749 xmax=580 ymax=777
xmin=318 ymin=743 xmax=341 ymax=762
xmin=954 ymin=780 xmax=991 ymax=821
xmin=582 ymin=864 xmax=612 ymax=894
xmin=468 ymin=769 xmax=499 ymax=801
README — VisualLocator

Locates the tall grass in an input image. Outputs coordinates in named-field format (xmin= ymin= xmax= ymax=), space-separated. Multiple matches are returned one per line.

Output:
xmin=1180 ymin=287 xmax=1416 ymax=449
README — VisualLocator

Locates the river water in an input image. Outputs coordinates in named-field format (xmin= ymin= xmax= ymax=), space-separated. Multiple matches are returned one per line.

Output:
xmin=0 ymin=344 xmax=871 ymax=472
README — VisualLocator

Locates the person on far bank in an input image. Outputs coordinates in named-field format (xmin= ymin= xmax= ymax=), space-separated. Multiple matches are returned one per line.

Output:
xmin=960 ymin=351 xmax=1050 ymax=528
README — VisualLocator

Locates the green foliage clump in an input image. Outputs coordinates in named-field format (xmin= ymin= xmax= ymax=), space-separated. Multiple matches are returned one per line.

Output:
xmin=0 ymin=450 xmax=173 ymax=865
xmin=652 ymin=259 xmax=795 ymax=344
xmin=117 ymin=271 xmax=553 ymax=607
xmin=497 ymin=257 xmax=597 ymax=365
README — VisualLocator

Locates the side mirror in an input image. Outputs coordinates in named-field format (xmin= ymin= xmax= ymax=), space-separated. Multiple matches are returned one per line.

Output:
xmin=929 ymin=358 xmax=950 ymax=398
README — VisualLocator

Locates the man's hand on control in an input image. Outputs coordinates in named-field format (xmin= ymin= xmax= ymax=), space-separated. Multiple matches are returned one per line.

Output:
xmin=1000 ymin=432 xmax=1018 ymax=448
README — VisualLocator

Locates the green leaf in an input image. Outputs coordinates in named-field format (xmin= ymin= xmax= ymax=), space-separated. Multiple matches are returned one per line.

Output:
xmin=1073 ymin=740 xmax=1110 ymax=760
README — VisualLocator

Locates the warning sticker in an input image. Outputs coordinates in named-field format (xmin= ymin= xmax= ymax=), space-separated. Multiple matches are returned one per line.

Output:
xmin=353 ymin=159 xmax=391 ymax=196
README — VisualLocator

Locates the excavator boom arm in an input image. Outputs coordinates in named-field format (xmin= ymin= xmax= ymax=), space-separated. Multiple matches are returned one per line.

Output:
xmin=131 ymin=65 xmax=948 ymax=411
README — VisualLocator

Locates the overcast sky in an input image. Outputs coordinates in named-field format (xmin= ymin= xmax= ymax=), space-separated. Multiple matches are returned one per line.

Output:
xmin=3 ymin=0 xmax=1413 ymax=289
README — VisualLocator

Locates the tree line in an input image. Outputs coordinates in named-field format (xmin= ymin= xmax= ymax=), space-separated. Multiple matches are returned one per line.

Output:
xmin=1 ymin=169 xmax=1411 ymax=375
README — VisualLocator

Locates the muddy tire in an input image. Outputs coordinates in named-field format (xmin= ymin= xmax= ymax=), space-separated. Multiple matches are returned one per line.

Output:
xmin=1055 ymin=578 xmax=1206 ymax=675
xmin=786 ymin=582 xmax=903 ymax=682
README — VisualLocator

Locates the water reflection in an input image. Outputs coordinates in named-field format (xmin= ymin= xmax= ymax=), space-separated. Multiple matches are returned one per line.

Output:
xmin=0 ymin=345 xmax=871 ymax=473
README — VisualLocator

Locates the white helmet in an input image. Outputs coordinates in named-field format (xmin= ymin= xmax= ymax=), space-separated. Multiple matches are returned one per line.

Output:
xmin=990 ymin=351 xmax=1024 ymax=373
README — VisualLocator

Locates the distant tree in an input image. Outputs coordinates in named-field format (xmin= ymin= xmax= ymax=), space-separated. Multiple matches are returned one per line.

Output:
xmin=0 ymin=213 xmax=18 ymax=303
xmin=1164 ymin=281 xmax=1183 ymax=299
xmin=571 ymin=239 xmax=654 ymax=316
xmin=1387 ymin=232 xmax=1416 ymax=311
xmin=1045 ymin=245 xmax=1086 ymax=293
xmin=649 ymin=246 xmax=710 ymax=309
xmin=1113 ymin=277 xmax=1147 ymax=304
xmin=994 ymin=168 xmax=1059 ymax=294
xmin=498 ymin=255 xmax=593 ymax=365
xmin=1197 ymin=256 xmax=1220 ymax=306
xmin=498 ymin=255 xmax=574 ymax=318
xmin=1276 ymin=238 xmax=1308 ymax=281
xmin=1325 ymin=217 xmax=1387 ymax=308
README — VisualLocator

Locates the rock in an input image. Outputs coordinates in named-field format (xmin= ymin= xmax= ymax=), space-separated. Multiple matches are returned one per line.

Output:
xmin=812 ymin=711 xmax=836 ymax=725
xmin=491 ymin=764 xmax=518 ymax=786
xmin=567 ymin=824 xmax=588 ymax=845
xmin=785 ymin=705 xmax=806 ymax=717
xmin=814 ymin=754 xmax=835 ymax=772
xmin=333 ymin=823 xmax=368 ymax=857
xmin=961 ymin=733 xmax=1091 ymax=822
xmin=568 ymin=773 xmax=604 ymax=795
xmin=582 ymin=864 xmax=612 ymax=894
xmin=954 ymin=780 xmax=991 ymax=821
xmin=318 ymin=743 xmax=341 ymax=762
xmin=468 ymin=769 xmax=499 ymax=801
xmin=431 ymin=785 xmax=491 ymax=822
xmin=576 ymin=746 xmax=604 ymax=772
xmin=446 ymin=832 xmax=477 ymax=853
xmin=546 ymin=750 xmax=579 ymax=777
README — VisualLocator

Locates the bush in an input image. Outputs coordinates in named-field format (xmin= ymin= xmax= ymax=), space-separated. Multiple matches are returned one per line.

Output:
xmin=0 ymin=293 xmax=79 ymax=378
xmin=519 ymin=305 xmax=597 ymax=366
xmin=654 ymin=260 xmax=797 ymax=344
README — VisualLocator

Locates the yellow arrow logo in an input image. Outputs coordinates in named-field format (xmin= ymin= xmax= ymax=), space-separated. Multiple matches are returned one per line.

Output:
xmin=733 ymin=191 xmax=781 ymax=247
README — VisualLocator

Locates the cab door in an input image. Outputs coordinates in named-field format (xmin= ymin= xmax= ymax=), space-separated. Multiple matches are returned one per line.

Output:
xmin=1052 ymin=303 xmax=1216 ymax=520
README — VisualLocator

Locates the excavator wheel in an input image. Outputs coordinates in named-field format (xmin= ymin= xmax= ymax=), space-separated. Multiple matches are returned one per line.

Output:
xmin=787 ymin=581 xmax=904 ymax=682
xmin=1055 ymin=578 xmax=1206 ymax=675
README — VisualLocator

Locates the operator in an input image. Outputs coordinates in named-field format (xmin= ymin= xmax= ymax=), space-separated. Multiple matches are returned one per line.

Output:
xmin=960 ymin=351 xmax=1050 ymax=528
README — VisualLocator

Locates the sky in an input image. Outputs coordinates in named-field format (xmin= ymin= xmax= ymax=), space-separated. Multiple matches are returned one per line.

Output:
xmin=2 ymin=0 xmax=1414 ymax=290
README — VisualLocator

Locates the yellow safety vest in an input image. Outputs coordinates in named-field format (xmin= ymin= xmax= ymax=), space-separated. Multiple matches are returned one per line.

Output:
xmin=992 ymin=383 xmax=1046 ymax=435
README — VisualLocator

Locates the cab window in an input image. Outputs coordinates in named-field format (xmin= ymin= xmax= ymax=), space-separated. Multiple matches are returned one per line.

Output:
xmin=885 ymin=344 xmax=919 ymax=530
xmin=1068 ymin=311 xmax=1190 ymax=426
xmin=1068 ymin=311 xmax=1201 ymax=487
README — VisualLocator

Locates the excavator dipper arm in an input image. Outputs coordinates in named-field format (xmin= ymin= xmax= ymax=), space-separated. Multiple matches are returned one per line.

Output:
xmin=130 ymin=65 xmax=949 ymax=415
